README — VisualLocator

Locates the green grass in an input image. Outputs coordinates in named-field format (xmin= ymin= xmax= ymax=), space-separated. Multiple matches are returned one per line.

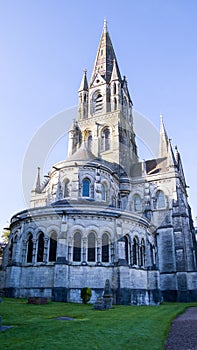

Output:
xmin=0 ymin=298 xmax=196 ymax=350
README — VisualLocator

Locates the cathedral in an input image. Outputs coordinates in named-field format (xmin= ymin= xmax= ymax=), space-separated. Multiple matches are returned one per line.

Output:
xmin=2 ymin=21 xmax=197 ymax=305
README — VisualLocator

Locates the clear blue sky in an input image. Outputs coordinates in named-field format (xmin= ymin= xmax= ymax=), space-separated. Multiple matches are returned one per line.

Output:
xmin=1 ymin=0 xmax=197 ymax=235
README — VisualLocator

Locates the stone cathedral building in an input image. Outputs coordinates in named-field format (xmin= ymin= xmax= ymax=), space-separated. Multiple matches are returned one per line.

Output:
xmin=2 ymin=21 xmax=197 ymax=305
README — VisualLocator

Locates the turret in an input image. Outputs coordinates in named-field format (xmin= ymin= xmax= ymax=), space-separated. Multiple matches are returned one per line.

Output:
xmin=68 ymin=119 xmax=82 ymax=157
xmin=110 ymin=59 xmax=121 ymax=111
xmin=78 ymin=69 xmax=88 ymax=120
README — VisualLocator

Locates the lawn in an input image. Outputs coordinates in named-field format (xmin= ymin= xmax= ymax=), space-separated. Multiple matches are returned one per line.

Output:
xmin=0 ymin=298 xmax=196 ymax=350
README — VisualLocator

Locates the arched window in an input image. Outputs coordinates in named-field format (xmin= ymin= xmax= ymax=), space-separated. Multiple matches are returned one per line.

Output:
xmin=140 ymin=239 xmax=145 ymax=267
xmin=113 ymin=83 xmax=116 ymax=95
xmin=114 ymin=97 xmax=117 ymax=111
xmin=133 ymin=237 xmax=139 ymax=265
xmin=156 ymin=190 xmax=165 ymax=209
xmin=73 ymin=232 xmax=81 ymax=262
xmin=102 ymin=233 xmax=109 ymax=262
xmin=37 ymin=232 xmax=44 ymax=262
xmin=27 ymin=233 xmax=33 ymax=263
xmin=124 ymin=235 xmax=129 ymax=264
xmin=64 ymin=179 xmax=70 ymax=198
xmin=134 ymin=194 xmax=142 ymax=212
xmin=49 ymin=231 xmax=57 ymax=262
xmin=101 ymin=183 xmax=107 ymax=201
xmin=82 ymin=178 xmax=90 ymax=197
xmin=88 ymin=232 xmax=96 ymax=262
xmin=92 ymin=91 xmax=103 ymax=114
xmin=101 ymin=128 xmax=110 ymax=152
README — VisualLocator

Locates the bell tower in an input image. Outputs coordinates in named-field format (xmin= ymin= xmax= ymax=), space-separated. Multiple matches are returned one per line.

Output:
xmin=77 ymin=20 xmax=138 ymax=175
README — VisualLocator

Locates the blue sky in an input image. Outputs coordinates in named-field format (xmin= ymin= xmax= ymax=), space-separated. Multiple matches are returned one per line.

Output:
xmin=1 ymin=0 xmax=197 ymax=235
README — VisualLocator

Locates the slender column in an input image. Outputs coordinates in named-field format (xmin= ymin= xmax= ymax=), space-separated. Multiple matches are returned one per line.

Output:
xmin=111 ymin=242 xmax=114 ymax=264
xmin=32 ymin=239 xmax=37 ymax=263
xmin=82 ymin=238 xmax=87 ymax=265
xmin=22 ymin=240 xmax=27 ymax=263
xmin=68 ymin=244 xmax=72 ymax=263
xmin=43 ymin=237 xmax=49 ymax=263
xmin=97 ymin=239 xmax=101 ymax=265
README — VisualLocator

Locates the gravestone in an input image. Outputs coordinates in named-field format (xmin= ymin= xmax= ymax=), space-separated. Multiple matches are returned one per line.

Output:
xmin=103 ymin=279 xmax=113 ymax=309
xmin=94 ymin=279 xmax=113 ymax=310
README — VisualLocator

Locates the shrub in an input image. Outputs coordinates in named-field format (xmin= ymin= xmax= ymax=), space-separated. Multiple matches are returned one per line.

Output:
xmin=81 ymin=287 xmax=92 ymax=304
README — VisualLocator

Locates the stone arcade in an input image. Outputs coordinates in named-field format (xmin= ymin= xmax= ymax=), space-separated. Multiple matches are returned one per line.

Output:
xmin=2 ymin=21 xmax=197 ymax=305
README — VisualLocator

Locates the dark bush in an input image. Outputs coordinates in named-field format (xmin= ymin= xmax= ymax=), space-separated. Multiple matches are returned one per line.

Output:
xmin=81 ymin=287 xmax=92 ymax=304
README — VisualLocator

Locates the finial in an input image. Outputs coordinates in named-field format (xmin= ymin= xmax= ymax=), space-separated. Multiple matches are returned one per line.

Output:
xmin=84 ymin=68 xmax=87 ymax=75
xmin=103 ymin=18 xmax=107 ymax=33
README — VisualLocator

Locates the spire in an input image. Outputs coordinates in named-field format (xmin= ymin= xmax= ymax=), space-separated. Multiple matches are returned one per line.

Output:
xmin=175 ymin=145 xmax=180 ymax=164
xmin=174 ymin=145 xmax=187 ymax=187
xmin=159 ymin=115 xmax=168 ymax=158
xmin=167 ymin=139 xmax=176 ymax=168
xmin=90 ymin=20 xmax=121 ymax=85
xmin=78 ymin=69 xmax=88 ymax=91
xmin=34 ymin=167 xmax=41 ymax=193
xmin=122 ymin=75 xmax=132 ymax=103
xmin=103 ymin=18 xmax=107 ymax=33
xmin=110 ymin=59 xmax=121 ymax=82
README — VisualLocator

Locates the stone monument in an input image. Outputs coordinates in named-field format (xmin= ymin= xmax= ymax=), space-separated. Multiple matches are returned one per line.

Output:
xmin=94 ymin=279 xmax=113 ymax=310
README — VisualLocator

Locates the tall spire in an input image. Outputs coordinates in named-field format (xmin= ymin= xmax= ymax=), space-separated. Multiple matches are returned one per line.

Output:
xmin=78 ymin=69 xmax=88 ymax=91
xmin=159 ymin=115 xmax=168 ymax=158
xmin=90 ymin=20 xmax=121 ymax=85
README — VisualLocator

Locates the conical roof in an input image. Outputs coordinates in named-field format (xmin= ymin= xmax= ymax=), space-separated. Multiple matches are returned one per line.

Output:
xmin=110 ymin=59 xmax=121 ymax=82
xmin=90 ymin=20 xmax=121 ymax=85
xmin=78 ymin=69 xmax=88 ymax=91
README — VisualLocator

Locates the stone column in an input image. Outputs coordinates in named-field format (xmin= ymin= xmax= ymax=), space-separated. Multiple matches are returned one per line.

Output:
xmin=111 ymin=242 xmax=114 ymax=264
xmin=22 ymin=240 xmax=27 ymax=264
xmin=44 ymin=237 xmax=49 ymax=263
xmin=32 ymin=239 xmax=37 ymax=263
xmin=97 ymin=239 xmax=102 ymax=265
xmin=68 ymin=244 xmax=72 ymax=263
xmin=82 ymin=238 xmax=87 ymax=265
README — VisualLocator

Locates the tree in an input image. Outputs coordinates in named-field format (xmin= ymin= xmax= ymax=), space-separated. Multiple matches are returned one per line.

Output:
xmin=1 ymin=228 xmax=10 ymax=244
xmin=80 ymin=287 xmax=92 ymax=304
